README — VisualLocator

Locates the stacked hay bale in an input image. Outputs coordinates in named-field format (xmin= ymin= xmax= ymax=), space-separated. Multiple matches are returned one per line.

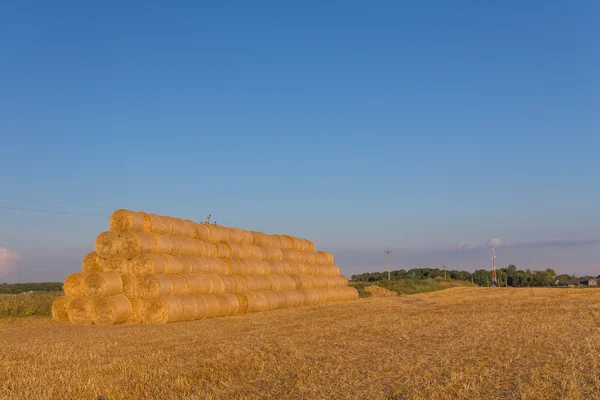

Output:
xmin=52 ymin=209 xmax=358 ymax=325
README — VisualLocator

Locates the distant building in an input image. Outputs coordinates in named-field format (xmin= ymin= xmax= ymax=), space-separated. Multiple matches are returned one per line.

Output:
xmin=567 ymin=279 xmax=597 ymax=287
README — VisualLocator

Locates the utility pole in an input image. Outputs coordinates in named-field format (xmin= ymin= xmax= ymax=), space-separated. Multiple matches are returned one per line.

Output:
xmin=443 ymin=264 xmax=447 ymax=280
xmin=384 ymin=247 xmax=392 ymax=280
xmin=492 ymin=248 xmax=498 ymax=287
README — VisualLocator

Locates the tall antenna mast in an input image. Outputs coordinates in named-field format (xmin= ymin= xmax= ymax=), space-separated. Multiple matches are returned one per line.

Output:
xmin=384 ymin=247 xmax=392 ymax=280
xmin=492 ymin=248 xmax=497 ymax=287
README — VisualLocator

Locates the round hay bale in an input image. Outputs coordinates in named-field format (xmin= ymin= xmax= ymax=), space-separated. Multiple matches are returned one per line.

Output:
xmin=284 ymin=290 xmax=305 ymax=308
xmin=282 ymin=249 xmax=300 ymax=262
xmin=305 ymin=263 xmax=317 ymax=275
xmin=277 ymin=235 xmax=293 ymax=249
xmin=264 ymin=247 xmax=283 ymax=261
xmin=333 ymin=275 xmax=349 ymax=288
xmin=189 ymin=257 xmax=211 ymax=274
xmin=180 ymin=238 xmax=199 ymax=257
xmin=109 ymin=209 xmax=145 ymax=233
xmin=149 ymin=233 xmax=172 ymax=254
xmin=241 ymin=291 xmax=267 ymax=313
xmin=169 ymin=275 xmax=188 ymax=296
xmin=189 ymin=240 xmax=208 ymax=257
xmin=121 ymin=274 xmax=138 ymax=297
xmin=194 ymin=223 xmax=212 ymax=242
xmin=176 ymin=255 xmax=193 ymax=274
xmin=240 ymin=244 xmax=261 ymax=260
xmin=239 ymin=260 xmax=258 ymax=275
xmin=169 ymin=236 xmax=183 ymax=256
xmin=82 ymin=252 xmax=105 ymax=273
xmin=83 ymin=272 xmax=122 ymax=298
xmin=304 ymin=252 xmax=317 ymax=264
xmin=221 ymin=275 xmax=236 ymax=293
xmin=192 ymin=295 xmax=208 ymax=320
xmin=316 ymin=251 xmax=334 ymax=265
xmin=178 ymin=295 xmax=197 ymax=321
xmin=263 ymin=291 xmax=280 ymax=311
xmin=227 ymin=243 xmax=247 ymax=259
xmin=181 ymin=220 xmax=197 ymax=238
xmin=266 ymin=275 xmax=281 ymax=291
xmin=168 ymin=217 xmax=186 ymax=237
xmin=284 ymin=262 xmax=299 ymax=275
xmin=228 ymin=259 xmax=242 ymax=275
xmin=278 ymin=274 xmax=297 ymax=291
xmin=213 ymin=258 xmax=229 ymax=274
xmin=207 ymin=225 xmax=229 ymax=243
xmin=231 ymin=275 xmax=248 ymax=293
xmin=239 ymin=230 xmax=255 ymax=244
xmin=120 ymin=231 xmax=154 ymax=259
xmin=161 ymin=254 xmax=183 ymax=274
xmin=268 ymin=260 xmax=287 ymax=275
xmin=207 ymin=275 xmax=225 ymax=295
xmin=137 ymin=274 xmax=173 ymax=298
xmin=216 ymin=243 xmax=231 ymax=258
xmin=294 ymin=262 xmax=308 ymax=275
xmin=305 ymin=239 xmax=315 ymax=252
xmin=259 ymin=247 xmax=269 ymax=261
xmin=143 ymin=213 xmax=165 ymax=234
xmin=67 ymin=297 xmax=95 ymax=324
xmin=203 ymin=242 xmax=218 ymax=258
xmin=329 ymin=264 xmax=341 ymax=276
xmin=235 ymin=294 xmax=249 ymax=314
xmin=143 ymin=296 xmax=183 ymax=324
xmin=94 ymin=231 xmax=121 ymax=258
xmin=343 ymin=286 xmax=359 ymax=300
xmin=105 ymin=254 xmax=130 ymax=274
xmin=255 ymin=261 xmax=270 ymax=275
xmin=126 ymin=297 xmax=146 ymax=324
xmin=225 ymin=227 xmax=244 ymax=244
xmin=63 ymin=273 xmax=85 ymax=297
xmin=182 ymin=274 xmax=212 ymax=294
xmin=275 ymin=291 xmax=288 ymax=309
xmin=246 ymin=276 xmax=272 ymax=291
xmin=251 ymin=232 xmax=267 ymax=247
xmin=51 ymin=296 xmax=72 ymax=321
xmin=202 ymin=294 xmax=221 ymax=319
xmin=93 ymin=295 xmax=132 ymax=325
xmin=289 ymin=274 xmax=309 ymax=289
xmin=130 ymin=253 xmax=167 ymax=275
xmin=216 ymin=294 xmax=240 ymax=317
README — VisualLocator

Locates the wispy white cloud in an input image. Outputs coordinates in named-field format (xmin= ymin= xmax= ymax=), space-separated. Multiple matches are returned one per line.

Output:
xmin=0 ymin=247 xmax=21 ymax=279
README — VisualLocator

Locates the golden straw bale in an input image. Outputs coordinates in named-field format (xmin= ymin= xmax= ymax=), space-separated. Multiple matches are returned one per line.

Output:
xmin=109 ymin=209 xmax=145 ymax=233
xmin=168 ymin=217 xmax=186 ymax=237
xmin=189 ymin=257 xmax=213 ymax=274
xmin=281 ymin=249 xmax=300 ymax=262
xmin=266 ymin=274 xmax=281 ymax=291
xmin=105 ymin=254 xmax=129 ymax=274
xmin=176 ymin=255 xmax=193 ymax=274
xmin=158 ymin=216 xmax=172 ymax=235
xmin=227 ymin=243 xmax=247 ymax=259
xmin=251 ymin=232 xmax=267 ymax=247
xmin=63 ymin=273 xmax=85 ymax=297
xmin=202 ymin=295 xmax=221 ymax=319
xmin=149 ymin=233 xmax=172 ymax=254
xmin=169 ymin=275 xmax=188 ymax=296
xmin=51 ymin=296 xmax=72 ymax=321
xmin=213 ymin=258 xmax=229 ymax=274
xmin=181 ymin=220 xmax=197 ymax=238
xmin=283 ymin=290 xmax=304 ymax=308
xmin=293 ymin=262 xmax=308 ymax=275
xmin=239 ymin=229 xmax=255 ymax=244
xmin=221 ymin=275 xmax=236 ymax=293
xmin=178 ymin=296 xmax=197 ymax=322
xmin=334 ymin=275 xmax=349 ymax=287
xmin=194 ymin=223 xmax=212 ymax=242
xmin=316 ymin=251 xmax=334 ymax=265
xmin=120 ymin=231 xmax=154 ymax=259
xmin=239 ymin=260 xmax=258 ymax=276
xmin=143 ymin=213 xmax=167 ymax=234
xmin=275 ymin=291 xmax=288 ymax=309
xmin=216 ymin=242 xmax=231 ymax=258
xmin=246 ymin=276 xmax=272 ymax=291
xmin=216 ymin=294 xmax=240 ymax=317
xmin=207 ymin=224 xmax=229 ymax=243
xmin=130 ymin=253 xmax=167 ymax=275
xmin=94 ymin=231 xmax=121 ymax=258
xmin=262 ymin=291 xmax=280 ymax=311
xmin=67 ymin=297 xmax=95 ymax=324
xmin=235 ymin=294 xmax=249 ymax=314
xmin=342 ymin=286 xmax=359 ymax=300
xmin=329 ymin=264 xmax=341 ymax=276
xmin=144 ymin=296 xmax=183 ymax=324
xmin=255 ymin=261 xmax=270 ymax=275
xmin=231 ymin=275 xmax=248 ymax=293
xmin=121 ymin=274 xmax=138 ymax=297
xmin=84 ymin=272 xmax=123 ymax=298
xmin=93 ymin=295 xmax=132 ymax=325
xmin=161 ymin=254 xmax=183 ymax=274
xmin=192 ymin=295 xmax=208 ymax=320
xmin=268 ymin=260 xmax=287 ymax=275
xmin=181 ymin=238 xmax=199 ymax=257
xmin=278 ymin=274 xmax=297 ymax=291
xmin=305 ymin=263 xmax=318 ymax=275
xmin=259 ymin=247 xmax=269 ymax=261
xmin=242 ymin=291 xmax=267 ymax=313
xmin=228 ymin=259 xmax=242 ymax=275
xmin=169 ymin=236 xmax=183 ymax=256
xmin=264 ymin=247 xmax=283 ymax=261
xmin=305 ymin=252 xmax=317 ymax=264
xmin=205 ymin=274 xmax=225 ymax=295
xmin=189 ymin=240 xmax=207 ymax=257
xmin=182 ymin=274 xmax=212 ymax=294
xmin=290 ymin=274 xmax=309 ymax=290
xmin=126 ymin=297 xmax=146 ymax=324
xmin=137 ymin=274 xmax=173 ymax=298
xmin=225 ymin=227 xmax=244 ymax=244
xmin=314 ymin=252 xmax=328 ymax=265
xmin=204 ymin=241 xmax=218 ymax=258
xmin=305 ymin=239 xmax=315 ymax=252
xmin=277 ymin=235 xmax=293 ymax=249
xmin=284 ymin=262 xmax=299 ymax=275
xmin=82 ymin=252 xmax=105 ymax=273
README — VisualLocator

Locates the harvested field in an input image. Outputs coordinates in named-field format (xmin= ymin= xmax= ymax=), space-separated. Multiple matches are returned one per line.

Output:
xmin=1 ymin=288 xmax=600 ymax=399
xmin=363 ymin=285 xmax=398 ymax=297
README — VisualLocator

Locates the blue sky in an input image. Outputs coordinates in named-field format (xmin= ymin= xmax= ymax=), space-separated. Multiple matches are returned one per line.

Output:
xmin=1 ymin=1 xmax=598 ymax=282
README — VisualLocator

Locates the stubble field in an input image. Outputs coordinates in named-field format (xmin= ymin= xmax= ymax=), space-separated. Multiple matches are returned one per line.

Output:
xmin=1 ymin=287 xmax=599 ymax=399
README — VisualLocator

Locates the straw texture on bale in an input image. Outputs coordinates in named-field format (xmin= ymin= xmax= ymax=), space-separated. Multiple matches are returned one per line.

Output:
xmin=82 ymin=252 xmax=104 ymax=273
xmin=63 ymin=273 xmax=85 ymax=297
xmin=93 ymin=295 xmax=132 ymax=325
xmin=144 ymin=296 xmax=183 ymax=324
xmin=231 ymin=275 xmax=248 ymax=293
xmin=125 ymin=297 xmax=146 ymax=324
xmin=94 ymin=231 xmax=120 ymax=258
xmin=149 ymin=233 xmax=172 ymax=253
xmin=143 ymin=213 xmax=170 ymax=234
xmin=137 ymin=274 xmax=173 ymax=298
xmin=196 ymin=295 xmax=220 ymax=319
xmin=121 ymin=274 xmax=138 ymax=297
xmin=67 ymin=297 xmax=95 ymax=324
xmin=182 ymin=274 xmax=212 ymax=294
xmin=105 ymin=254 xmax=130 ymax=274
xmin=120 ymin=231 xmax=154 ymax=259
xmin=84 ymin=272 xmax=123 ymax=298
xmin=178 ymin=296 xmax=197 ymax=321
xmin=169 ymin=275 xmax=188 ymax=296
xmin=130 ymin=253 xmax=167 ymax=275
xmin=194 ymin=223 xmax=211 ymax=242
xmin=51 ymin=296 xmax=72 ymax=321
xmin=160 ymin=254 xmax=184 ymax=274
xmin=242 ymin=291 xmax=267 ymax=313
xmin=216 ymin=294 xmax=240 ymax=317
xmin=207 ymin=225 xmax=229 ymax=243
xmin=109 ymin=209 xmax=146 ymax=233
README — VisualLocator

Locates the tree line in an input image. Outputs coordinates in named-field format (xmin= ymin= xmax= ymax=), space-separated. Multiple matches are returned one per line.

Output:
xmin=351 ymin=265 xmax=599 ymax=287
xmin=0 ymin=282 xmax=63 ymax=294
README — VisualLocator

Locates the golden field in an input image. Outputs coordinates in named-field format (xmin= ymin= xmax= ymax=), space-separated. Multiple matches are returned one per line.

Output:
xmin=1 ymin=287 xmax=599 ymax=399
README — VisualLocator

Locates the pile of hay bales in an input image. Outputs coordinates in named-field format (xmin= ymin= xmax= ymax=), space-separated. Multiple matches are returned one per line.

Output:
xmin=52 ymin=210 xmax=358 ymax=325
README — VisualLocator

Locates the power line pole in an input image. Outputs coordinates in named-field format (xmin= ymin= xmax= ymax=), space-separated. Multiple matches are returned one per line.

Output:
xmin=384 ymin=247 xmax=392 ymax=280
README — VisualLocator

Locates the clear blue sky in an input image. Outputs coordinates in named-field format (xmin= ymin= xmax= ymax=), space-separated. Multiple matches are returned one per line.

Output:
xmin=1 ymin=1 xmax=599 ymax=282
